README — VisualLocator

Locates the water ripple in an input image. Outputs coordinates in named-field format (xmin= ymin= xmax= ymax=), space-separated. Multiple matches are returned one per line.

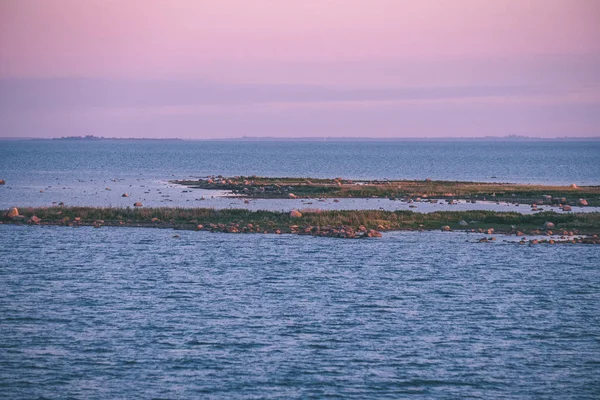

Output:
xmin=1 ymin=226 xmax=599 ymax=398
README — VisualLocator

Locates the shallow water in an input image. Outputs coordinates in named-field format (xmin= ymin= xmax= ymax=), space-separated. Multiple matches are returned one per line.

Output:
xmin=2 ymin=177 xmax=598 ymax=214
xmin=3 ymin=139 xmax=599 ymax=211
xmin=1 ymin=225 xmax=599 ymax=399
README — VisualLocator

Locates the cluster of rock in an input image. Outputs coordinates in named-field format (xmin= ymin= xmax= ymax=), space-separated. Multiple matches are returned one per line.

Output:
xmin=474 ymin=235 xmax=600 ymax=245
xmin=296 ymin=225 xmax=383 ymax=239
xmin=443 ymin=225 xmax=496 ymax=235
xmin=194 ymin=222 xmax=382 ymax=238
xmin=184 ymin=176 xmax=357 ymax=199
xmin=518 ymin=236 xmax=599 ymax=245
xmin=3 ymin=208 xmax=42 ymax=224
xmin=193 ymin=176 xmax=305 ymax=198
xmin=528 ymin=195 xmax=588 ymax=211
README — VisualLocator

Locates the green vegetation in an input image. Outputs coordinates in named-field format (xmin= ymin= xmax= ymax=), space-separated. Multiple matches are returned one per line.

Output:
xmin=4 ymin=206 xmax=600 ymax=237
xmin=172 ymin=176 xmax=600 ymax=206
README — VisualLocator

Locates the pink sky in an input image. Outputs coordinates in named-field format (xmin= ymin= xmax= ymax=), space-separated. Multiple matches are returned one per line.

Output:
xmin=1 ymin=0 xmax=599 ymax=138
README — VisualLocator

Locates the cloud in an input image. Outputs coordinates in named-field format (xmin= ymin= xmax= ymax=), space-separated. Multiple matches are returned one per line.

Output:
xmin=0 ymin=77 xmax=576 ymax=112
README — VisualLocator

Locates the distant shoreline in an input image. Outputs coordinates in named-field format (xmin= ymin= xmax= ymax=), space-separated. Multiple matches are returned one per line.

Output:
xmin=1 ymin=136 xmax=599 ymax=142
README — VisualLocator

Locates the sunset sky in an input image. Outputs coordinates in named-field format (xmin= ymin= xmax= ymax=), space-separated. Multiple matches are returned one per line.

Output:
xmin=1 ymin=0 xmax=599 ymax=138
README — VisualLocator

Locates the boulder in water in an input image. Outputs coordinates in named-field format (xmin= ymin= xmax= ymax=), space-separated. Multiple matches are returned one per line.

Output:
xmin=368 ymin=229 xmax=382 ymax=238
xmin=6 ymin=207 xmax=19 ymax=218
xmin=134 ymin=202 xmax=143 ymax=207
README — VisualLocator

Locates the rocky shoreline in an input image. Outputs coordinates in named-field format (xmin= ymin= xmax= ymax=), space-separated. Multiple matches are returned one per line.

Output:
xmin=3 ymin=206 xmax=600 ymax=243
xmin=171 ymin=175 xmax=600 ymax=207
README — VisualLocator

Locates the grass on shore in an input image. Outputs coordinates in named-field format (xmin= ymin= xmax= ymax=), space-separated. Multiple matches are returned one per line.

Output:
xmin=172 ymin=176 xmax=600 ymax=206
xmin=5 ymin=206 xmax=600 ymax=234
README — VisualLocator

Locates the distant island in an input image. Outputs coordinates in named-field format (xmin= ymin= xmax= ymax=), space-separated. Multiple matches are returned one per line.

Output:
xmin=51 ymin=135 xmax=182 ymax=141
xmin=224 ymin=135 xmax=600 ymax=142
xmin=1 ymin=135 xmax=598 ymax=141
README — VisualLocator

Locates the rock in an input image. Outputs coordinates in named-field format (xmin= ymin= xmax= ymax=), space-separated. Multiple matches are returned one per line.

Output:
xmin=6 ymin=207 xmax=19 ymax=218
xmin=122 ymin=193 xmax=129 ymax=197
xmin=544 ymin=221 xmax=555 ymax=229
xmin=197 ymin=224 xmax=204 ymax=230
xmin=578 ymin=199 xmax=588 ymax=206
xmin=28 ymin=215 xmax=41 ymax=224
xmin=368 ymin=229 xmax=382 ymax=237
xmin=441 ymin=225 xmax=451 ymax=231
xmin=289 ymin=210 xmax=303 ymax=218
xmin=151 ymin=217 xmax=160 ymax=222
xmin=133 ymin=202 xmax=143 ymax=207
xmin=569 ymin=183 xmax=578 ymax=189
xmin=288 ymin=193 xmax=298 ymax=199
xmin=459 ymin=220 xmax=468 ymax=226
xmin=0 ymin=179 xmax=5 ymax=185
xmin=562 ymin=205 xmax=572 ymax=212
xmin=487 ymin=228 xmax=494 ymax=235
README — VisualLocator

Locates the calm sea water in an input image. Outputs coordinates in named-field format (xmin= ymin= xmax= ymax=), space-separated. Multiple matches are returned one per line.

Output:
xmin=1 ymin=226 xmax=599 ymax=399
xmin=1 ymin=140 xmax=600 ymax=399
xmin=2 ymin=139 xmax=600 ymax=210
xmin=1 ymin=139 xmax=600 ymax=185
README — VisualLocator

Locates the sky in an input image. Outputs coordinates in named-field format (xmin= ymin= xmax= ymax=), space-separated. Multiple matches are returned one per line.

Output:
xmin=1 ymin=0 xmax=599 ymax=139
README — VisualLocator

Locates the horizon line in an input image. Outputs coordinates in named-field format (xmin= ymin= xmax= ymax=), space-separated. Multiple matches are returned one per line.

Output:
xmin=2 ymin=135 xmax=600 ymax=141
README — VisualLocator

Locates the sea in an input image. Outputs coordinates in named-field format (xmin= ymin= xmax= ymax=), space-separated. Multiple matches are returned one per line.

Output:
xmin=1 ymin=139 xmax=600 ymax=399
